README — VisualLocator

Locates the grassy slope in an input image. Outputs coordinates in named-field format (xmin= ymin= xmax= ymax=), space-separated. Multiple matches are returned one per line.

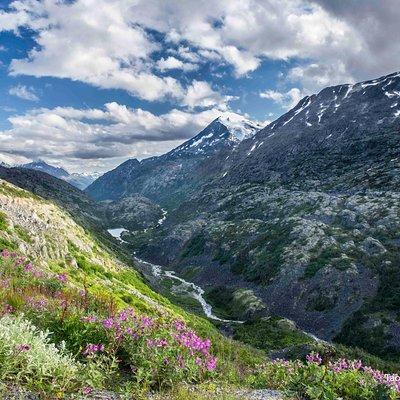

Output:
xmin=0 ymin=180 xmax=264 ymax=391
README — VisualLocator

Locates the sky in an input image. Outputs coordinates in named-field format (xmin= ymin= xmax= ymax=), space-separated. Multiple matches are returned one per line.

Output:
xmin=0 ymin=0 xmax=399 ymax=173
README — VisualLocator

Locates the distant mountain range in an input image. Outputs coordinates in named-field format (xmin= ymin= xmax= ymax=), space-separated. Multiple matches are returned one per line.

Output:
xmin=20 ymin=160 xmax=99 ymax=190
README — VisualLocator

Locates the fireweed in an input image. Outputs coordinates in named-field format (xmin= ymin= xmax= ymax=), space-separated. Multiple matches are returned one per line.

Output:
xmin=263 ymin=352 xmax=400 ymax=399
xmin=0 ymin=250 xmax=218 ymax=394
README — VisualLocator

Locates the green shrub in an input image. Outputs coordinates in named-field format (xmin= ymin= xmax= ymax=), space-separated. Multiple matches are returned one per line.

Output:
xmin=0 ymin=315 xmax=84 ymax=395
xmin=181 ymin=234 xmax=206 ymax=258
xmin=14 ymin=225 xmax=33 ymax=244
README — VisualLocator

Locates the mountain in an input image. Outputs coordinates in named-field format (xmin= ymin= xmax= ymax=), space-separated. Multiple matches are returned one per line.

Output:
xmin=0 ymin=177 xmax=274 ymax=398
xmin=168 ymin=115 xmax=261 ymax=158
xmin=225 ymin=70 xmax=400 ymax=189
xmin=21 ymin=160 xmax=98 ymax=190
xmin=2 ymin=85 xmax=400 ymax=399
xmin=133 ymin=71 xmax=400 ymax=359
xmin=0 ymin=165 xmax=106 ymax=234
xmin=86 ymin=115 xmax=260 ymax=207
xmin=21 ymin=160 xmax=69 ymax=179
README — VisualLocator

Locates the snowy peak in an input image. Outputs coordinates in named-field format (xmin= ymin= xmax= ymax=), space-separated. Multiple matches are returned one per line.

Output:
xmin=217 ymin=114 xmax=262 ymax=142
xmin=169 ymin=114 xmax=261 ymax=157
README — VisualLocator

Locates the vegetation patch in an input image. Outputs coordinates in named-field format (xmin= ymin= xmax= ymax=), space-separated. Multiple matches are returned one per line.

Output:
xmin=233 ymin=317 xmax=312 ymax=351
xmin=0 ymin=211 xmax=7 ymax=231
xmin=181 ymin=233 xmax=207 ymax=258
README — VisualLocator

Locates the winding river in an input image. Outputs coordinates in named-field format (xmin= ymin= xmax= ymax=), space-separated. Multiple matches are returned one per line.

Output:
xmin=107 ymin=227 xmax=238 ymax=323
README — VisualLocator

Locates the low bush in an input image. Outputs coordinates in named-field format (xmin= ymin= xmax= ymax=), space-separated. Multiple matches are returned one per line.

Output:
xmin=0 ymin=314 xmax=83 ymax=395
xmin=251 ymin=353 xmax=399 ymax=400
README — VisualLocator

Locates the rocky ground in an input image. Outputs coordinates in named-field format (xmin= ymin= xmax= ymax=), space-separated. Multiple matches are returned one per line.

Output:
xmin=133 ymin=181 xmax=400 ymax=358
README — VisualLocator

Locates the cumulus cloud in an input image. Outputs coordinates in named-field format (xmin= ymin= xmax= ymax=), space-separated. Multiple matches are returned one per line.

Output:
xmin=3 ymin=0 xmax=398 ymax=96
xmin=182 ymin=81 xmax=236 ymax=109
xmin=0 ymin=103 xmax=253 ymax=172
xmin=156 ymin=56 xmax=198 ymax=72
xmin=260 ymin=88 xmax=307 ymax=110
xmin=8 ymin=85 xmax=39 ymax=101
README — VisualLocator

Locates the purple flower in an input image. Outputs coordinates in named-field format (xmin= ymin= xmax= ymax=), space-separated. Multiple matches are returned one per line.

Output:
xmin=306 ymin=352 xmax=322 ymax=365
xmin=82 ymin=386 xmax=93 ymax=395
xmin=24 ymin=263 xmax=33 ymax=272
xmin=83 ymin=343 xmax=105 ymax=356
xmin=205 ymin=356 xmax=217 ymax=371
xmin=1 ymin=250 xmax=10 ymax=258
xmin=57 ymin=273 xmax=68 ymax=283
xmin=173 ymin=320 xmax=186 ymax=331
xmin=16 ymin=344 xmax=31 ymax=352
xmin=102 ymin=318 xmax=113 ymax=329
xmin=2 ymin=304 xmax=13 ymax=314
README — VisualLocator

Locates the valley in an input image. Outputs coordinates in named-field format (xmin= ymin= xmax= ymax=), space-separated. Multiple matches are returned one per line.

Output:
xmin=1 ymin=70 xmax=400 ymax=399
xmin=86 ymin=71 xmax=400 ymax=362
xmin=2 ymin=1 xmax=400 ymax=398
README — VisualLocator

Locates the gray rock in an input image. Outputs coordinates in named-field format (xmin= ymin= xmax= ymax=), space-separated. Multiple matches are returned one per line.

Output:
xmin=361 ymin=237 xmax=386 ymax=255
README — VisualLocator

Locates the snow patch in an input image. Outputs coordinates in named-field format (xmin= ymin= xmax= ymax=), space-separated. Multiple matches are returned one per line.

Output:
xmin=343 ymin=84 xmax=353 ymax=99
xmin=385 ymin=91 xmax=400 ymax=98
xmin=282 ymin=97 xmax=311 ymax=126
xmin=247 ymin=143 xmax=257 ymax=156
xmin=218 ymin=115 xmax=261 ymax=141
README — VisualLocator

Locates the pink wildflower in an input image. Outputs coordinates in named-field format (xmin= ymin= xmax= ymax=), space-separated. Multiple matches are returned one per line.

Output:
xmin=306 ymin=352 xmax=322 ymax=365
xmin=83 ymin=343 xmax=105 ymax=356
xmin=102 ymin=318 xmax=113 ymax=329
xmin=15 ymin=344 xmax=31 ymax=352
xmin=57 ymin=273 xmax=68 ymax=283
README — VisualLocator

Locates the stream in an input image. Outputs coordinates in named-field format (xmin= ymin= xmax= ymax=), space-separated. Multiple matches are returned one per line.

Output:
xmin=107 ymin=227 xmax=240 ymax=323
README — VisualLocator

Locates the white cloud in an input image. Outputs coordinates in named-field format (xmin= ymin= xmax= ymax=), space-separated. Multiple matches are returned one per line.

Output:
xmin=183 ymin=81 xmax=236 ymax=109
xmin=288 ymin=62 xmax=354 ymax=92
xmin=1 ymin=0 xmax=389 ymax=94
xmin=9 ymin=85 xmax=39 ymax=101
xmin=0 ymin=103 xmax=252 ymax=173
xmin=156 ymin=56 xmax=198 ymax=72
xmin=260 ymin=87 xmax=307 ymax=110
xmin=260 ymin=90 xmax=284 ymax=103
xmin=1 ymin=0 xmax=399 ymax=110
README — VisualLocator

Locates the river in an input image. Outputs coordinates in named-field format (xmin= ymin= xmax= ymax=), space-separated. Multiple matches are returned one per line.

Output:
xmin=107 ymin=227 xmax=240 ymax=323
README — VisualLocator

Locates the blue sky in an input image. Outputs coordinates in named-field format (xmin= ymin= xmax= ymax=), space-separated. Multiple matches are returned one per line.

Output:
xmin=0 ymin=0 xmax=399 ymax=173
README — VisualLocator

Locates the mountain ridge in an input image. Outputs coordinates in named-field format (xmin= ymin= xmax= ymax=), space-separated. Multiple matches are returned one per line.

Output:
xmin=20 ymin=160 xmax=99 ymax=190
xmin=125 ymin=70 xmax=400 ymax=359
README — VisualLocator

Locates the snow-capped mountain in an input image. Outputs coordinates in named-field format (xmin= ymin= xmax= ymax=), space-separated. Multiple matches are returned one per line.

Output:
xmin=169 ymin=115 xmax=261 ymax=158
xmin=225 ymin=70 xmax=400 ymax=186
xmin=20 ymin=160 xmax=99 ymax=190
xmin=87 ymin=115 xmax=261 ymax=203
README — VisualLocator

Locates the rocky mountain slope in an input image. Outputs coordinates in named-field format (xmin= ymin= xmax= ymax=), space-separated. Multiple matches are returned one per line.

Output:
xmin=224 ymin=71 xmax=400 ymax=189
xmin=131 ymin=71 xmax=400 ymax=359
xmin=86 ymin=116 xmax=260 ymax=208
xmin=0 ymin=165 xmax=105 ymax=230
xmin=21 ymin=160 xmax=98 ymax=190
